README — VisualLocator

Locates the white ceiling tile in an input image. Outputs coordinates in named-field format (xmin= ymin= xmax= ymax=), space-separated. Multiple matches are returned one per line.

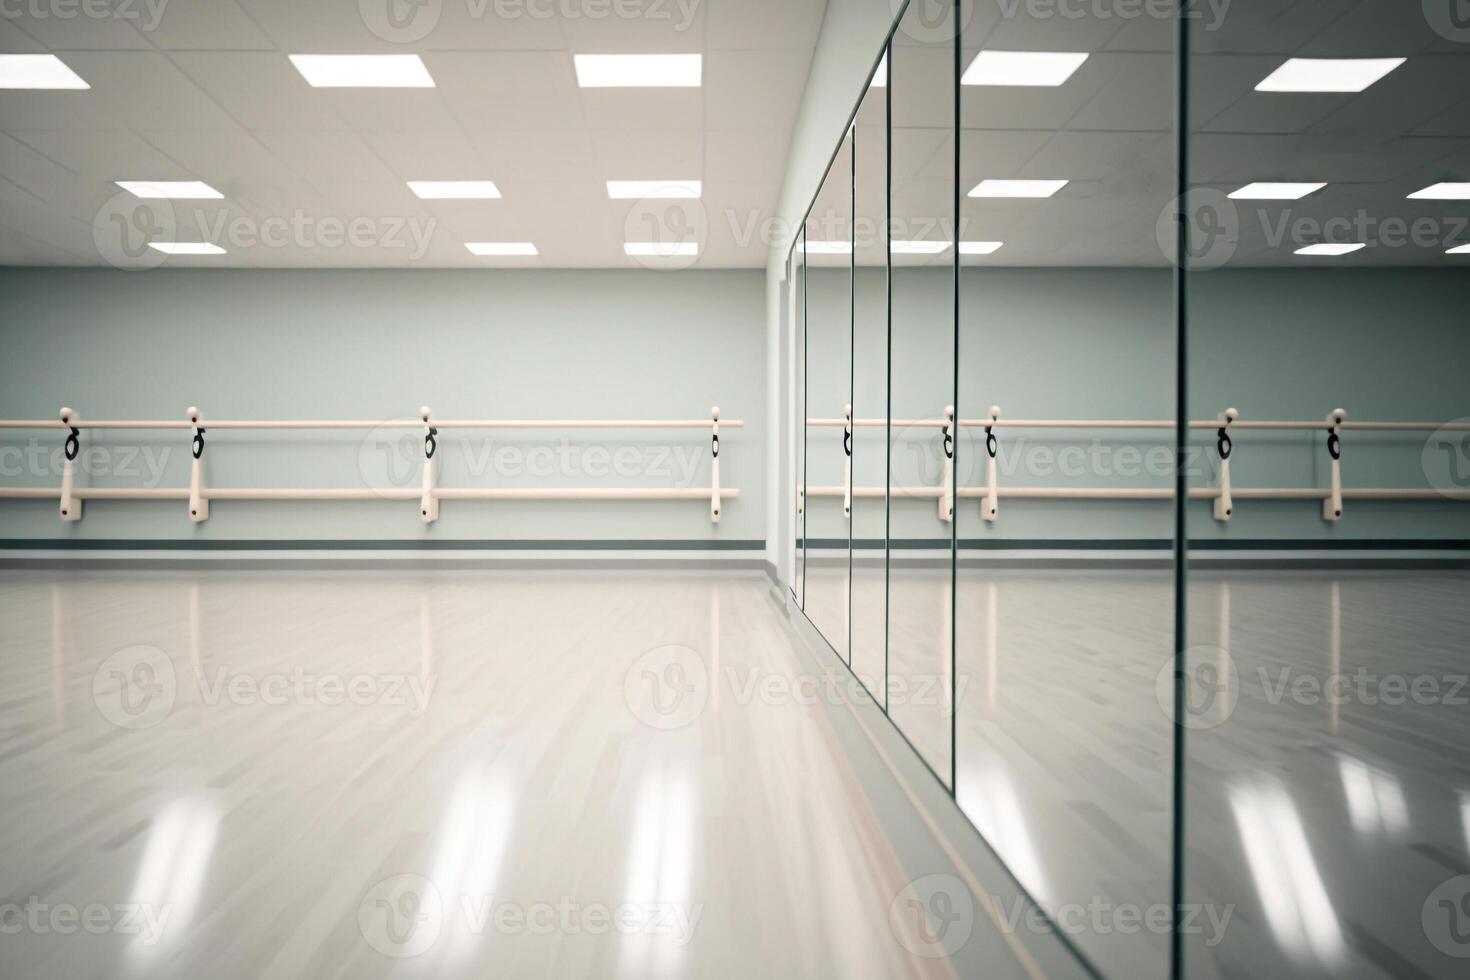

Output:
xmin=315 ymin=88 xmax=462 ymax=132
xmin=705 ymin=49 xmax=810 ymax=132
xmin=10 ymin=128 xmax=189 ymax=179
xmin=558 ymin=1 xmax=708 ymax=53
xmin=170 ymin=52 xmax=350 ymax=131
xmin=432 ymin=52 xmax=586 ymax=131
xmin=592 ymin=129 xmax=703 ymax=178
xmin=235 ymin=0 xmax=407 ymax=52
xmin=4 ymin=51 xmax=242 ymax=131
xmin=706 ymin=0 xmax=824 ymax=50
xmin=253 ymin=130 xmax=401 ymax=183
xmin=468 ymin=129 xmax=600 ymax=182
xmin=1065 ymin=54 xmax=1171 ymax=132
xmin=2 ymin=7 xmax=150 ymax=50
xmin=360 ymin=130 xmax=487 ymax=180
xmin=578 ymin=87 xmax=703 ymax=131
xmin=0 ymin=18 xmax=48 ymax=52
xmin=145 ymin=0 xmax=276 ymax=50
xmin=706 ymin=129 xmax=788 ymax=184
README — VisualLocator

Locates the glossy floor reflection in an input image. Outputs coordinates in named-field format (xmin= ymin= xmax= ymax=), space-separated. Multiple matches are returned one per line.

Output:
xmin=0 ymin=570 xmax=1066 ymax=980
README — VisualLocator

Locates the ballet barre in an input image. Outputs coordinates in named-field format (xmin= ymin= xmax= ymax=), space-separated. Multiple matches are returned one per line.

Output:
xmin=803 ymin=405 xmax=1470 ymax=523
xmin=0 ymin=407 xmax=740 ymax=525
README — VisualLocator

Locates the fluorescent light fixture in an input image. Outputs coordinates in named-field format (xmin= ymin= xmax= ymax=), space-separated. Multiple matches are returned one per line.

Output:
xmin=959 ymin=241 xmax=1004 ymax=255
xmin=116 ymin=181 xmax=223 ymax=200
xmin=1229 ymin=182 xmax=1326 ymax=200
xmin=1295 ymin=243 xmax=1365 ymax=256
xmin=1255 ymin=57 xmax=1404 ymax=93
xmin=962 ymin=50 xmax=1089 ymax=87
xmin=408 ymin=180 xmax=501 ymax=199
xmin=871 ymin=52 xmax=887 ymax=88
xmin=1447 ymin=244 xmax=1470 ymax=255
xmin=465 ymin=242 xmax=537 ymax=256
xmin=0 ymin=54 xmax=89 ymax=89
xmin=147 ymin=242 xmax=226 ymax=255
xmin=969 ymin=179 xmax=1068 ymax=199
xmin=288 ymin=54 xmax=434 ymax=88
xmin=801 ymin=240 xmax=853 ymax=255
xmin=606 ymin=180 xmax=702 ymax=199
xmin=574 ymin=54 xmax=701 ymax=88
xmin=1408 ymin=182 xmax=1470 ymax=200
xmin=624 ymin=241 xmax=698 ymax=257
xmin=891 ymin=240 xmax=950 ymax=254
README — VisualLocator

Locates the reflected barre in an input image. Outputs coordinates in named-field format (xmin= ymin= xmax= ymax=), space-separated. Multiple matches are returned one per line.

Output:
xmin=0 ymin=406 xmax=740 ymax=524
xmin=804 ymin=405 xmax=1470 ymax=523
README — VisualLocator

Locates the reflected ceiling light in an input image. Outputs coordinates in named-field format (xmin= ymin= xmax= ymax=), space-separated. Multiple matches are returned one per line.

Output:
xmin=969 ymin=179 xmax=1068 ymax=198
xmin=288 ymin=54 xmax=434 ymax=88
xmin=1448 ymin=244 xmax=1470 ymax=255
xmin=148 ymin=243 xmax=226 ymax=255
xmin=801 ymin=240 xmax=852 ymax=254
xmin=574 ymin=54 xmax=701 ymax=88
xmin=116 ymin=180 xmax=223 ymax=200
xmin=1409 ymin=182 xmax=1470 ymax=200
xmin=962 ymin=50 xmax=1088 ymax=87
xmin=607 ymin=180 xmax=702 ymax=199
xmin=1337 ymin=756 xmax=1408 ymax=837
xmin=1229 ymin=182 xmax=1326 ymax=200
xmin=1255 ymin=57 xmax=1404 ymax=93
xmin=0 ymin=54 xmax=89 ymax=89
xmin=959 ymin=241 xmax=1004 ymax=255
xmin=465 ymin=242 xmax=537 ymax=256
xmin=408 ymin=180 xmax=501 ymax=199
xmin=1295 ymin=243 xmax=1365 ymax=256
xmin=871 ymin=52 xmax=887 ymax=88
xmin=624 ymin=241 xmax=698 ymax=257
xmin=891 ymin=240 xmax=950 ymax=254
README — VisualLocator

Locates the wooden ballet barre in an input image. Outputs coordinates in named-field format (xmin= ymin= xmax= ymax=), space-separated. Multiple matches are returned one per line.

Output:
xmin=0 ymin=406 xmax=738 ymax=525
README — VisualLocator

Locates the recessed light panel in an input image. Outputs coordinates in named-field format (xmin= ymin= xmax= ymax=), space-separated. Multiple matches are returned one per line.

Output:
xmin=891 ymin=241 xmax=950 ymax=254
xmin=1447 ymin=244 xmax=1470 ymax=255
xmin=465 ymin=242 xmax=537 ymax=256
xmin=116 ymin=181 xmax=223 ymax=200
xmin=1229 ymin=182 xmax=1326 ymax=200
xmin=961 ymin=51 xmax=1088 ymax=87
xmin=289 ymin=54 xmax=434 ymax=88
xmin=959 ymin=241 xmax=1004 ymax=255
xmin=871 ymin=53 xmax=887 ymax=88
xmin=801 ymin=240 xmax=853 ymax=255
xmin=606 ymin=180 xmax=702 ymax=199
xmin=624 ymin=242 xmax=699 ymax=257
xmin=0 ymin=54 xmax=89 ymax=89
xmin=575 ymin=54 xmax=701 ymax=88
xmin=1295 ymin=243 xmax=1365 ymax=256
xmin=1255 ymin=57 xmax=1404 ymax=93
xmin=148 ymin=243 xmax=227 ymax=255
xmin=969 ymin=179 xmax=1068 ymax=199
xmin=1408 ymin=182 xmax=1470 ymax=200
xmin=408 ymin=181 xmax=501 ymax=199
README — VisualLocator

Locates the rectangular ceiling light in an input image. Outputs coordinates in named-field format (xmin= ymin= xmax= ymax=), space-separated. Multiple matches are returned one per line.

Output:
xmin=891 ymin=241 xmax=950 ymax=254
xmin=1229 ymin=182 xmax=1326 ymax=200
xmin=289 ymin=54 xmax=434 ymax=88
xmin=1295 ymin=243 xmax=1365 ymax=256
xmin=969 ymin=179 xmax=1068 ymax=198
xmin=606 ymin=180 xmax=702 ymax=199
xmin=0 ymin=54 xmax=89 ymax=89
xmin=466 ymin=242 xmax=537 ymax=256
xmin=962 ymin=50 xmax=1089 ymax=87
xmin=148 ymin=242 xmax=227 ymax=255
xmin=871 ymin=52 xmax=887 ymax=88
xmin=1447 ymin=244 xmax=1470 ymax=255
xmin=408 ymin=181 xmax=501 ymax=199
xmin=959 ymin=241 xmax=1004 ymax=255
xmin=1408 ymin=182 xmax=1470 ymax=200
xmin=801 ymin=240 xmax=853 ymax=254
xmin=575 ymin=54 xmax=701 ymax=88
xmin=624 ymin=241 xmax=699 ymax=257
xmin=116 ymin=181 xmax=223 ymax=200
xmin=1255 ymin=57 xmax=1404 ymax=93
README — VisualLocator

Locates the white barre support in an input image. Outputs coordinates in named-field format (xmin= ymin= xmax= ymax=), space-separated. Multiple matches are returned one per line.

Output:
xmin=842 ymin=402 xmax=852 ymax=520
xmin=983 ymin=406 xmax=1000 ymax=522
xmin=59 ymin=407 xmax=80 ymax=522
xmin=1324 ymin=408 xmax=1345 ymax=522
xmin=421 ymin=406 xmax=439 ymax=524
xmin=1213 ymin=407 xmax=1237 ymax=522
xmin=940 ymin=405 xmax=955 ymax=523
xmin=710 ymin=407 xmax=721 ymax=524
xmin=188 ymin=406 xmax=208 ymax=523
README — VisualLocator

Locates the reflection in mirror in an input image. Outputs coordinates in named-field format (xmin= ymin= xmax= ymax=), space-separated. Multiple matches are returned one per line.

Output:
xmin=792 ymin=231 xmax=806 ymax=609
xmin=954 ymin=2 xmax=1177 ymax=976
xmin=887 ymin=0 xmax=956 ymax=785
xmin=1181 ymin=2 xmax=1470 ymax=976
xmin=803 ymin=131 xmax=854 ymax=662
xmin=852 ymin=64 xmax=889 ymax=701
